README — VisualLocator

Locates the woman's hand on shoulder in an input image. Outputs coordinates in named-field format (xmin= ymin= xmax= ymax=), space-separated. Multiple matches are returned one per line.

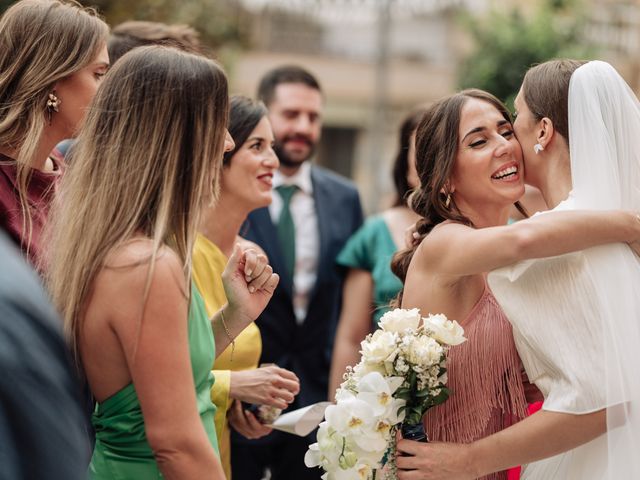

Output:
xmin=404 ymin=222 xmax=421 ymax=249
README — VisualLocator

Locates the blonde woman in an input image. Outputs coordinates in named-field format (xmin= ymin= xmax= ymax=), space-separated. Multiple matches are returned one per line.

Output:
xmin=47 ymin=46 xmax=279 ymax=479
xmin=0 ymin=0 xmax=109 ymax=267
xmin=193 ymin=95 xmax=300 ymax=478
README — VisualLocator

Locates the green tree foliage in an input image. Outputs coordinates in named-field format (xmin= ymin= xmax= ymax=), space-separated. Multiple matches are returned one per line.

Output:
xmin=1 ymin=0 xmax=15 ymax=13
xmin=457 ymin=0 xmax=594 ymax=108
xmin=1 ymin=0 xmax=252 ymax=67
xmin=88 ymin=0 xmax=252 ymax=51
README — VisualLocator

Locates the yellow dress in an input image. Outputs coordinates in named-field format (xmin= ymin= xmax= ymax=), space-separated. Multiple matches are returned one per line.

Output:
xmin=192 ymin=234 xmax=262 ymax=480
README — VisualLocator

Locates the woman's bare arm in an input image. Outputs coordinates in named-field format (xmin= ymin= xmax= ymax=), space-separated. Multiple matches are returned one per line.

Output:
xmin=328 ymin=268 xmax=375 ymax=398
xmin=396 ymin=409 xmax=606 ymax=480
xmin=422 ymin=210 xmax=640 ymax=277
xmin=112 ymin=249 xmax=224 ymax=479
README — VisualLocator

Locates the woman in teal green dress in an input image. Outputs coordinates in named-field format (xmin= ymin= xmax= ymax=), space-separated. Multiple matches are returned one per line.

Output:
xmin=328 ymin=107 xmax=426 ymax=396
xmin=46 ymin=47 xmax=279 ymax=480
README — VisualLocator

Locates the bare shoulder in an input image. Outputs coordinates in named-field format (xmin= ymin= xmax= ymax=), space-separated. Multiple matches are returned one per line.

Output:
xmin=96 ymin=239 xmax=187 ymax=315
xmin=419 ymin=222 xmax=470 ymax=254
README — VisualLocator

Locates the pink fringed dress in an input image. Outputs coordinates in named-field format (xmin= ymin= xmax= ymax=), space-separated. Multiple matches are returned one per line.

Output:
xmin=423 ymin=283 xmax=528 ymax=480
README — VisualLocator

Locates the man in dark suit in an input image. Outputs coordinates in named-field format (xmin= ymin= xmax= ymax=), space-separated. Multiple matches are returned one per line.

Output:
xmin=231 ymin=65 xmax=363 ymax=479
xmin=0 ymin=231 xmax=89 ymax=480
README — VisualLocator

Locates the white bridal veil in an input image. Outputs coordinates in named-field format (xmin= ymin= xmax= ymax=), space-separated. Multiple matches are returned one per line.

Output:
xmin=568 ymin=60 xmax=640 ymax=478
xmin=488 ymin=60 xmax=640 ymax=479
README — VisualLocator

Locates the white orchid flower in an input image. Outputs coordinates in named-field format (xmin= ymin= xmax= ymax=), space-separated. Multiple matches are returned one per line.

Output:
xmin=325 ymin=396 xmax=375 ymax=438
xmin=304 ymin=442 xmax=322 ymax=468
xmin=356 ymin=372 xmax=404 ymax=416
xmin=328 ymin=463 xmax=373 ymax=480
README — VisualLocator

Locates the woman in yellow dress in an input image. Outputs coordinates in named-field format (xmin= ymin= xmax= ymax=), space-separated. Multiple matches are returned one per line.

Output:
xmin=192 ymin=95 xmax=300 ymax=478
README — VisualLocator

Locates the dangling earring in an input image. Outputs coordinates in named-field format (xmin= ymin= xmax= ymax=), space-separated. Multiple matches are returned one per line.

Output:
xmin=534 ymin=143 xmax=544 ymax=154
xmin=46 ymin=92 xmax=60 ymax=124
xmin=445 ymin=192 xmax=451 ymax=209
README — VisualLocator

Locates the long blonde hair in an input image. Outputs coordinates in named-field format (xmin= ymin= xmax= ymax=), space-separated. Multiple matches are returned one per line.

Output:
xmin=46 ymin=46 xmax=229 ymax=359
xmin=0 ymin=0 xmax=108 ymax=252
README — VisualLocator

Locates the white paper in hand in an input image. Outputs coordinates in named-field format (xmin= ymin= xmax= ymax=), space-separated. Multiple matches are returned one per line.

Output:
xmin=268 ymin=402 xmax=331 ymax=437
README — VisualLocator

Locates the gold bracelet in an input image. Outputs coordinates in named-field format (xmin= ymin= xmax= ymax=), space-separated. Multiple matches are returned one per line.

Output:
xmin=220 ymin=309 xmax=235 ymax=362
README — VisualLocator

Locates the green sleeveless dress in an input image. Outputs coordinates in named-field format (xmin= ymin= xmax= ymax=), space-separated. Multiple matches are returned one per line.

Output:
xmin=89 ymin=286 xmax=218 ymax=479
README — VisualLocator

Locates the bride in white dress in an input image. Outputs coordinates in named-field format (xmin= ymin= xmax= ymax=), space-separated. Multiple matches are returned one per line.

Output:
xmin=396 ymin=60 xmax=640 ymax=479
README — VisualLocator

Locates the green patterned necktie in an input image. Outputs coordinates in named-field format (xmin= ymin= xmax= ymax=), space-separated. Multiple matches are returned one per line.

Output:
xmin=276 ymin=184 xmax=298 ymax=281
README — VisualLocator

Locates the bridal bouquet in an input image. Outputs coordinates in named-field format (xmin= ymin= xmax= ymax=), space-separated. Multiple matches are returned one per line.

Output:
xmin=305 ymin=308 xmax=465 ymax=480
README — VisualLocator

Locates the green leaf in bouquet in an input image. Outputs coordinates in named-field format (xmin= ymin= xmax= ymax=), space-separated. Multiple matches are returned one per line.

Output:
xmin=406 ymin=410 xmax=423 ymax=425
xmin=394 ymin=387 xmax=412 ymax=400
xmin=415 ymin=386 xmax=432 ymax=398
xmin=426 ymin=387 xmax=450 ymax=408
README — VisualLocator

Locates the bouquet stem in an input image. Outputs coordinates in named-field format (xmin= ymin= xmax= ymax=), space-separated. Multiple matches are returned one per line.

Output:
xmin=400 ymin=422 xmax=429 ymax=443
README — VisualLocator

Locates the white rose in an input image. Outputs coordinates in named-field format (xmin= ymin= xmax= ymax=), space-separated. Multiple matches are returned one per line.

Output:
xmin=379 ymin=308 xmax=421 ymax=334
xmin=360 ymin=329 xmax=398 ymax=365
xmin=405 ymin=335 xmax=443 ymax=366
xmin=423 ymin=313 xmax=466 ymax=346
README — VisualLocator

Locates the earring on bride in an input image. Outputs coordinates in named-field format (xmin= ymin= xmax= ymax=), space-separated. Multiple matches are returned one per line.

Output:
xmin=445 ymin=192 xmax=451 ymax=209
xmin=534 ymin=143 xmax=544 ymax=154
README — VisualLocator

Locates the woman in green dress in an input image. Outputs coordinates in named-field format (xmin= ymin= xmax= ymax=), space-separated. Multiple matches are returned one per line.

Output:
xmin=328 ymin=107 xmax=425 ymax=396
xmin=46 ymin=46 xmax=279 ymax=479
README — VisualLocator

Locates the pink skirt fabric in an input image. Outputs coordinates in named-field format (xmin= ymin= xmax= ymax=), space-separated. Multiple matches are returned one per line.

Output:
xmin=422 ymin=285 xmax=528 ymax=480
xmin=506 ymin=402 xmax=544 ymax=479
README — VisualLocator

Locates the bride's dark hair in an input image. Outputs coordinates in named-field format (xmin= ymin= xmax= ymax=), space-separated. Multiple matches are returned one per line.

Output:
xmin=391 ymin=89 xmax=525 ymax=303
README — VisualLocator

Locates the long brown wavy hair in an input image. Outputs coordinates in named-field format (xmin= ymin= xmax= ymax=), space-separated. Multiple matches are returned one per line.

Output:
xmin=0 ymin=0 xmax=108 ymax=253
xmin=46 ymin=46 xmax=229 ymax=360
xmin=391 ymin=89 xmax=526 ymax=302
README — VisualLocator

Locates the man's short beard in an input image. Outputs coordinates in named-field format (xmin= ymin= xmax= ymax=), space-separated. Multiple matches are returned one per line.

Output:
xmin=274 ymin=142 xmax=316 ymax=168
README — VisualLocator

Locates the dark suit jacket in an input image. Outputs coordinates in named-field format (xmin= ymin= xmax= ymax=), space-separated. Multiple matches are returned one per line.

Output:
xmin=242 ymin=165 xmax=363 ymax=408
xmin=0 ymin=232 xmax=90 ymax=479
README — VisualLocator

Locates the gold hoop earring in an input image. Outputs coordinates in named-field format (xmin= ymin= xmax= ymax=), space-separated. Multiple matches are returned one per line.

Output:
xmin=46 ymin=92 xmax=60 ymax=124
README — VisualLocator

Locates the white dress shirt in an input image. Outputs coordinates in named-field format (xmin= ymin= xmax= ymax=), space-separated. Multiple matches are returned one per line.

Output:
xmin=269 ymin=162 xmax=320 ymax=324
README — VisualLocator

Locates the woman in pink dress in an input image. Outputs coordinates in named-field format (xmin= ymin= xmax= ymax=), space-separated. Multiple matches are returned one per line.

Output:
xmin=392 ymin=88 xmax=640 ymax=480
